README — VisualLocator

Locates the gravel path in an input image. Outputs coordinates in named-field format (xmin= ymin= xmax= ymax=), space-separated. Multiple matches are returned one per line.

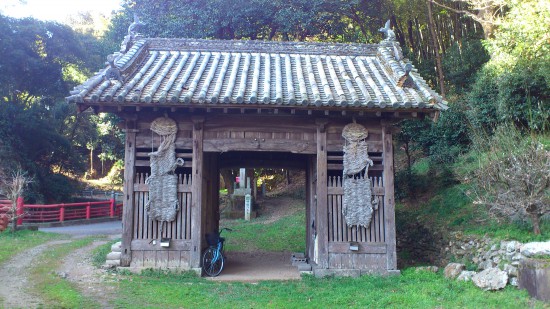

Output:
xmin=0 ymin=240 xmax=71 ymax=308
xmin=57 ymin=237 xmax=119 ymax=309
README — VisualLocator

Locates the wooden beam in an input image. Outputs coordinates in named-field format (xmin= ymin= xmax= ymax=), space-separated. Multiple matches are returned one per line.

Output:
xmin=328 ymin=242 xmax=387 ymax=254
xmin=382 ymin=121 xmax=397 ymax=271
xmin=315 ymin=119 xmax=329 ymax=268
xmin=203 ymin=138 xmax=316 ymax=154
xmin=190 ymin=116 xmax=205 ymax=269
xmin=120 ymin=126 xmax=138 ymax=267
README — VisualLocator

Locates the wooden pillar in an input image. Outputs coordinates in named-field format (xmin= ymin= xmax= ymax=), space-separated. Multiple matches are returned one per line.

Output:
xmin=382 ymin=122 xmax=397 ymax=271
xmin=15 ymin=197 xmax=24 ymax=226
xmin=212 ymin=154 xmax=220 ymax=232
xmin=306 ymin=155 xmax=316 ymax=260
xmin=315 ymin=119 xmax=329 ymax=268
xmin=120 ymin=122 xmax=138 ymax=267
xmin=190 ymin=117 xmax=205 ymax=269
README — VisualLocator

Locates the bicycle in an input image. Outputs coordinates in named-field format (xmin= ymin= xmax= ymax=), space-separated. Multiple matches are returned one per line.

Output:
xmin=202 ymin=228 xmax=232 ymax=277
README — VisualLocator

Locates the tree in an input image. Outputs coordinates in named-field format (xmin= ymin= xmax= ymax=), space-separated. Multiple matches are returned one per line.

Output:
xmin=429 ymin=0 xmax=507 ymax=39
xmin=467 ymin=0 xmax=550 ymax=134
xmin=472 ymin=125 xmax=550 ymax=234
xmin=0 ymin=169 xmax=32 ymax=231
xmin=109 ymin=0 xmax=361 ymax=42
xmin=0 ymin=14 xmax=114 ymax=201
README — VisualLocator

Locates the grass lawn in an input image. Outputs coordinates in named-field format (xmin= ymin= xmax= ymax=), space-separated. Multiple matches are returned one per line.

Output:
xmin=222 ymin=210 xmax=306 ymax=253
xmin=111 ymin=268 xmax=542 ymax=308
xmin=0 ymin=229 xmax=66 ymax=264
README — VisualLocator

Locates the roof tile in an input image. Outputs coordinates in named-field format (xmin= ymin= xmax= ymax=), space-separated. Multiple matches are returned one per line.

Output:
xmin=67 ymin=38 xmax=446 ymax=111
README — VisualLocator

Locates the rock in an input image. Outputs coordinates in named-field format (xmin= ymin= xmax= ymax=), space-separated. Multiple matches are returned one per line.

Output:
xmin=509 ymin=277 xmax=518 ymax=286
xmin=106 ymin=252 xmax=121 ymax=260
xmin=506 ymin=241 xmax=521 ymax=253
xmin=56 ymin=271 xmax=68 ymax=279
xmin=493 ymin=256 xmax=501 ymax=264
xmin=414 ymin=266 xmax=439 ymax=273
xmin=444 ymin=263 xmax=465 ymax=279
xmin=478 ymin=260 xmax=494 ymax=270
xmin=521 ymin=242 xmax=550 ymax=257
xmin=512 ymin=253 xmax=523 ymax=261
xmin=500 ymin=241 xmax=509 ymax=250
xmin=472 ymin=268 xmax=508 ymax=291
xmin=457 ymin=270 xmax=476 ymax=282
xmin=504 ymin=264 xmax=518 ymax=277
xmin=111 ymin=242 xmax=122 ymax=252
xmin=105 ymin=259 xmax=120 ymax=267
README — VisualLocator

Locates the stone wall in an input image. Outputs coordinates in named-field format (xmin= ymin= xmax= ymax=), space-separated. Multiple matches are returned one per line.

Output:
xmin=440 ymin=232 xmax=524 ymax=285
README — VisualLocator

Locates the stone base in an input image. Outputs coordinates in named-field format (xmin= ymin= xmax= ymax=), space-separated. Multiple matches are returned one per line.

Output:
xmin=518 ymin=258 xmax=550 ymax=302
xmin=313 ymin=268 xmax=400 ymax=278
xmin=117 ymin=266 xmax=201 ymax=275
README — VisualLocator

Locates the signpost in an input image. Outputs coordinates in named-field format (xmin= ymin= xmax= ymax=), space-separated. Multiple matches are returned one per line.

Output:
xmin=244 ymin=194 xmax=251 ymax=221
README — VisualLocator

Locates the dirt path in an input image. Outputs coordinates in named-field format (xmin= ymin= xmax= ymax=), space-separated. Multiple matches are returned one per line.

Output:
xmin=0 ymin=240 xmax=71 ymax=308
xmin=57 ymin=238 xmax=119 ymax=309
xmin=209 ymin=251 xmax=301 ymax=282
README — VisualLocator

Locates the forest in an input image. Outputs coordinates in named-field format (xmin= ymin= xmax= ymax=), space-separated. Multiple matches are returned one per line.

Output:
xmin=0 ymin=0 xmax=548 ymax=233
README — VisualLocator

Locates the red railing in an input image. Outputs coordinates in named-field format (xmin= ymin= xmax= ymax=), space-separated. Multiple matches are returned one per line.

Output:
xmin=0 ymin=200 xmax=11 ymax=231
xmin=6 ymin=197 xmax=123 ymax=225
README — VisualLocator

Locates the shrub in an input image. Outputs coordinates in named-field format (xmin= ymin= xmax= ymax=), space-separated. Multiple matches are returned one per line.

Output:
xmin=471 ymin=124 xmax=550 ymax=234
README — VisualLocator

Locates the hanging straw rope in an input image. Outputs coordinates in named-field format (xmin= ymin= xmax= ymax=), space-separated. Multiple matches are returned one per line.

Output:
xmin=145 ymin=117 xmax=184 ymax=236
xmin=341 ymin=122 xmax=377 ymax=228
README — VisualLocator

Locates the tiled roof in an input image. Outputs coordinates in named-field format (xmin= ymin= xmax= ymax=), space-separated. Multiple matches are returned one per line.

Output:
xmin=67 ymin=38 xmax=446 ymax=111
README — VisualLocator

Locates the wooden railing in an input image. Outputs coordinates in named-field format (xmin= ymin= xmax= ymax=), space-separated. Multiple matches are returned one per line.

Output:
xmin=0 ymin=200 xmax=11 ymax=231
xmin=1 ymin=197 xmax=123 ymax=225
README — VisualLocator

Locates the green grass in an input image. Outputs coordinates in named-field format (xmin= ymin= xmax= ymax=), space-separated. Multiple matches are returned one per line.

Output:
xmin=0 ymin=229 xmax=65 ymax=264
xmin=111 ymin=268 xmax=542 ymax=308
xmin=398 ymin=182 xmax=550 ymax=242
xmin=30 ymin=237 xmax=103 ymax=308
xmin=222 ymin=210 xmax=306 ymax=252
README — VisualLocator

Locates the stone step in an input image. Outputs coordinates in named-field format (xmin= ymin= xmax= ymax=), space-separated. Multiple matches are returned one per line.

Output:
xmin=105 ymin=259 xmax=121 ymax=267
xmin=297 ymin=263 xmax=312 ymax=272
xmin=106 ymin=251 xmax=121 ymax=260
xmin=111 ymin=241 xmax=122 ymax=252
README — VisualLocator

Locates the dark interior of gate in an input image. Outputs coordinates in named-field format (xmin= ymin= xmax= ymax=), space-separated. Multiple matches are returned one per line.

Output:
xmin=126 ymin=113 xmax=396 ymax=276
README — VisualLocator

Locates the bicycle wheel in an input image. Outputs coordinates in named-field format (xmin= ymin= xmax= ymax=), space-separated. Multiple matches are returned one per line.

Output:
xmin=202 ymin=247 xmax=224 ymax=277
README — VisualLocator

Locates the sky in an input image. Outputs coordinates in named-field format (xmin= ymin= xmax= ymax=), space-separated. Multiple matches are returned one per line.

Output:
xmin=0 ymin=0 xmax=123 ymax=23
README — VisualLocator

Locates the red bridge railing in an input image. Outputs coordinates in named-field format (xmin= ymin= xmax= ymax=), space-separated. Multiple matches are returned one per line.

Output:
xmin=0 ymin=197 xmax=123 ymax=225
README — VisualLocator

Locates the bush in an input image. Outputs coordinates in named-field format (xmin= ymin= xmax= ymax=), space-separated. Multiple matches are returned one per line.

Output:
xmin=471 ymin=124 xmax=550 ymax=234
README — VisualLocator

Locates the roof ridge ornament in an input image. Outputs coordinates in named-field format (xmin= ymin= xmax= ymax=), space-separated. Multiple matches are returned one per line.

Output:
xmin=120 ymin=13 xmax=145 ymax=54
xmin=379 ymin=20 xmax=396 ymax=42
xmin=397 ymin=63 xmax=415 ymax=88
xmin=103 ymin=54 xmax=123 ymax=83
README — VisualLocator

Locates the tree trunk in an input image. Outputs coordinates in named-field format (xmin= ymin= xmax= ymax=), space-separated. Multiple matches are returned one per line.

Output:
xmin=404 ymin=142 xmax=411 ymax=171
xmin=426 ymin=0 xmax=446 ymax=98
xmin=350 ymin=10 xmax=368 ymax=41
xmin=530 ymin=212 xmax=541 ymax=235
xmin=407 ymin=19 xmax=415 ymax=51
xmin=90 ymin=146 xmax=94 ymax=177
xmin=220 ymin=169 xmax=235 ymax=195
xmin=10 ymin=201 xmax=17 ymax=232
